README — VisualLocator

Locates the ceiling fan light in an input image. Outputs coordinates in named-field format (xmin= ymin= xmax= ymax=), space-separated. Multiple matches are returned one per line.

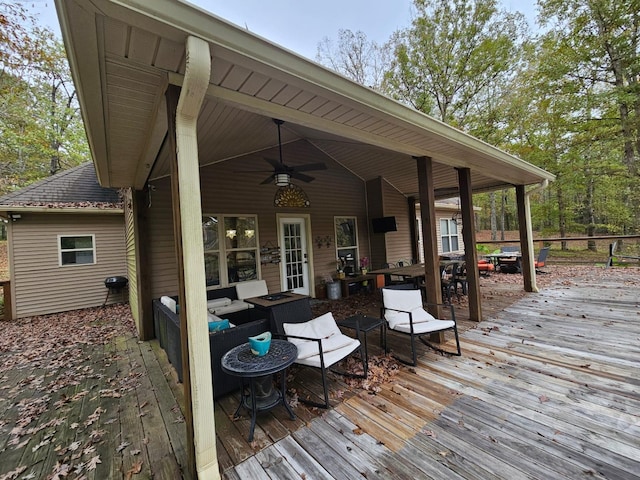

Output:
xmin=274 ymin=173 xmax=290 ymax=186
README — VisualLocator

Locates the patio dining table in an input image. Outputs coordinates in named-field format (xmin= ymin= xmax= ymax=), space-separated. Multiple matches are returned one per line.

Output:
xmin=370 ymin=260 xmax=463 ymax=287
xmin=483 ymin=252 xmax=523 ymax=273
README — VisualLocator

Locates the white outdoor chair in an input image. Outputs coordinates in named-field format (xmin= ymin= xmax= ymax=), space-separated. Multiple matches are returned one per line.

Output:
xmin=272 ymin=301 xmax=365 ymax=408
xmin=381 ymin=287 xmax=461 ymax=366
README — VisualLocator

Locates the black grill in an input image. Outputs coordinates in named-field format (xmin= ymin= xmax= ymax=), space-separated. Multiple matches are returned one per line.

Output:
xmin=104 ymin=276 xmax=128 ymax=290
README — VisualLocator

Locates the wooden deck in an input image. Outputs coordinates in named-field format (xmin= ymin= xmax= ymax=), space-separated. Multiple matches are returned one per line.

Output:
xmin=1 ymin=267 xmax=638 ymax=479
xmin=225 ymin=268 xmax=640 ymax=479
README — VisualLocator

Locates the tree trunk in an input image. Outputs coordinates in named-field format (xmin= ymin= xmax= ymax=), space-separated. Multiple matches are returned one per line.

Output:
xmin=585 ymin=177 xmax=597 ymax=251
xmin=490 ymin=192 xmax=497 ymax=241
xmin=500 ymin=189 xmax=506 ymax=241
xmin=557 ymin=184 xmax=568 ymax=251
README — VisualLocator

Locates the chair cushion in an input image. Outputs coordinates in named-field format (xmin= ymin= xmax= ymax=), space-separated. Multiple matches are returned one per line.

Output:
xmin=392 ymin=319 xmax=455 ymax=335
xmin=385 ymin=307 xmax=436 ymax=329
xmin=295 ymin=339 xmax=360 ymax=369
xmin=160 ymin=296 xmax=177 ymax=314
xmin=208 ymin=319 xmax=231 ymax=332
xmin=207 ymin=297 xmax=232 ymax=310
xmin=236 ymin=280 xmax=268 ymax=300
xmin=382 ymin=288 xmax=423 ymax=312
xmin=283 ymin=312 xmax=354 ymax=360
xmin=212 ymin=300 xmax=249 ymax=315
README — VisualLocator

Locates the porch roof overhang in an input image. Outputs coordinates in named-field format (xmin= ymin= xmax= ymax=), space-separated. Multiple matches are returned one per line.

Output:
xmin=55 ymin=0 xmax=554 ymax=198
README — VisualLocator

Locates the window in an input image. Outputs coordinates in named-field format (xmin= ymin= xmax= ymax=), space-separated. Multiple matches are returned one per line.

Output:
xmin=440 ymin=219 xmax=459 ymax=253
xmin=202 ymin=215 xmax=258 ymax=288
xmin=59 ymin=235 xmax=95 ymax=265
xmin=335 ymin=217 xmax=358 ymax=274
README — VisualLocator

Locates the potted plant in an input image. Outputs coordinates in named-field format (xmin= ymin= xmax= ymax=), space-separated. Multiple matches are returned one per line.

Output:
xmin=360 ymin=256 xmax=369 ymax=275
xmin=336 ymin=260 xmax=346 ymax=279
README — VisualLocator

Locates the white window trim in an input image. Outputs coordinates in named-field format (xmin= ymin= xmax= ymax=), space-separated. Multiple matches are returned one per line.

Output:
xmin=440 ymin=218 xmax=460 ymax=254
xmin=58 ymin=234 xmax=96 ymax=266
xmin=334 ymin=216 xmax=359 ymax=269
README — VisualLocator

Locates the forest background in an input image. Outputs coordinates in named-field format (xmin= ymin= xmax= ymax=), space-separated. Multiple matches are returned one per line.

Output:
xmin=1 ymin=0 xmax=639 ymax=249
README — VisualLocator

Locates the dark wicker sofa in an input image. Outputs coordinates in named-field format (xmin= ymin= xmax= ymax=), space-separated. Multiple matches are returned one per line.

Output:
xmin=152 ymin=292 xmax=270 ymax=399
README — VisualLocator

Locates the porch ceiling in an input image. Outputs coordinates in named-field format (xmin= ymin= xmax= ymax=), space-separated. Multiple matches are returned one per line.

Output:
xmin=56 ymin=0 xmax=554 ymax=197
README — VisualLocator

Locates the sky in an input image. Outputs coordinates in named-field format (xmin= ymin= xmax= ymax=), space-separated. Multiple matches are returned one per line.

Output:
xmin=25 ymin=0 xmax=539 ymax=61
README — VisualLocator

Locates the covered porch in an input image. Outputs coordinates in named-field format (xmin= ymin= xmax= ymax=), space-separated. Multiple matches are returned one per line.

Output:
xmin=54 ymin=0 xmax=558 ymax=476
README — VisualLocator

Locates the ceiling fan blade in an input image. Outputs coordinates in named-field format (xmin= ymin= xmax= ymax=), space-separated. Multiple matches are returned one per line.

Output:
xmin=263 ymin=157 xmax=285 ymax=171
xmin=260 ymin=174 xmax=275 ymax=185
xmin=293 ymin=162 xmax=327 ymax=173
xmin=290 ymin=171 xmax=315 ymax=183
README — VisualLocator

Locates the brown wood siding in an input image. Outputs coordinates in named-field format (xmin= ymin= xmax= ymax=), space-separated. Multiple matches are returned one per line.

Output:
xmin=366 ymin=177 xmax=386 ymax=269
xmin=145 ymin=176 xmax=179 ymax=299
xmin=146 ymin=139 xmax=370 ymax=298
xmin=382 ymin=180 xmax=413 ymax=264
xmin=10 ymin=213 xmax=126 ymax=318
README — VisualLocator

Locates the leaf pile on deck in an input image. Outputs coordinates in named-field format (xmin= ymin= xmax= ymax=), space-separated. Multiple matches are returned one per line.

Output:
xmin=0 ymin=304 xmax=137 ymax=480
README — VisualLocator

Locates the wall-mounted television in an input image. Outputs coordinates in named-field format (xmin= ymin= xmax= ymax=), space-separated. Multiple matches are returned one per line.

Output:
xmin=371 ymin=216 xmax=397 ymax=233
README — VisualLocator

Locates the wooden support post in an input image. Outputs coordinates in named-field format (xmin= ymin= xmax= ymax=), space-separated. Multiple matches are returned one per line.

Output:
xmin=415 ymin=156 xmax=444 ymax=342
xmin=457 ymin=168 xmax=482 ymax=321
xmin=166 ymin=84 xmax=196 ymax=477
xmin=516 ymin=185 xmax=535 ymax=292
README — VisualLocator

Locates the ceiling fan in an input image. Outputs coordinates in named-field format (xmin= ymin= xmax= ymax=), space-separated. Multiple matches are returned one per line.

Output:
xmin=245 ymin=119 xmax=327 ymax=187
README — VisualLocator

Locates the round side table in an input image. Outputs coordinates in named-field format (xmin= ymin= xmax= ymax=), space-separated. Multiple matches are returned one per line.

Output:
xmin=221 ymin=339 xmax=297 ymax=441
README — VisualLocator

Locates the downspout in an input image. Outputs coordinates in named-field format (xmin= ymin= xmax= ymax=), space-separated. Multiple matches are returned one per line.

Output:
xmin=524 ymin=179 xmax=549 ymax=293
xmin=176 ymin=37 xmax=218 ymax=478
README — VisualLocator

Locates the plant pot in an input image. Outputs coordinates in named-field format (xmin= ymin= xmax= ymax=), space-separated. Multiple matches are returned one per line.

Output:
xmin=248 ymin=331 xmax=272 ymax=356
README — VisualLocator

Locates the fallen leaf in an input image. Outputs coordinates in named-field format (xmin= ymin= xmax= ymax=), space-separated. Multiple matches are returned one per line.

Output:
xmin=124 ymin=460 xmax=143 ymax=480
xmin=86 ymin=455 xmax=101 ymax=471
xmin=116 ymin=441 xmax=131 ymax=453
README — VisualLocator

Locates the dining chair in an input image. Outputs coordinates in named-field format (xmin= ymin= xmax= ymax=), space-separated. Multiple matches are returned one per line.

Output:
xmin=535 ymin=247 xmax=550 ymax=273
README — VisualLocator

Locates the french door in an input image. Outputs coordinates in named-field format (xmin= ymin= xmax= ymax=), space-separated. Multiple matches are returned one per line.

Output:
xmin=279 ymin=217 xmax=310 ymax=295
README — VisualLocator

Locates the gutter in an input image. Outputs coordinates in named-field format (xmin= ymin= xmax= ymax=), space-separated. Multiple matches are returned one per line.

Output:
xmin=524 ymin=179 xmax=549 ymax=292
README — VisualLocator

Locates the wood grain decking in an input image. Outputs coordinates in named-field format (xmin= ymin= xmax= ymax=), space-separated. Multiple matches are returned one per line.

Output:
xmin=225 ymin=269 xmax=640 ymax=479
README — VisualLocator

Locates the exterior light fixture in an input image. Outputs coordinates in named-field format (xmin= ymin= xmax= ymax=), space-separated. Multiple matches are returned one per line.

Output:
xmin=274 ymin=173 xmax=291 ymax=187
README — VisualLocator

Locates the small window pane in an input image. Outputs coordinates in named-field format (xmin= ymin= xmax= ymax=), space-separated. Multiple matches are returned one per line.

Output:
xmin=61 ymin=236 xmax=93 ymax=249
xmin=61 ymin=250 xmax=94 ymax=265
xmin=335 ymin=217 xmax=356 ymax=248
xmin=224 ymin=217 xmax=256 ymax=249
xmin=204 ymin=252 xmax=220 ymax=287
xmin=227 ymin=251 xmax=257 ymax=283
xmin=202 ymin=216 xmax=219 ymax=250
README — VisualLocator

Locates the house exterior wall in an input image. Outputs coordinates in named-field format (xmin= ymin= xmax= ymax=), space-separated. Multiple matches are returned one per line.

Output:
xmin=145 ymin=140 xmax=369 ymax=299
xmin=124 ymin=189 xmax=140 ymax=332
xmin=382 ymin=180 xmax=413 ymax=264
xmin=9 ymin=212 xmax=126 ymax=318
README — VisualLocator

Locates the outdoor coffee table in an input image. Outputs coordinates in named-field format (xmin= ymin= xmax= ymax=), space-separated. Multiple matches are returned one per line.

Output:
xmin=337 ymin=314 xmax=385 ymax=376
xmin=221 ymin=339 xmax=297 ymax=442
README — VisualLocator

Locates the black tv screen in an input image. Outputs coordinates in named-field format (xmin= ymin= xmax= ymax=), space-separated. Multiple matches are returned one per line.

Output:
xmin=372 ymin=216 xmax=397 ymax=233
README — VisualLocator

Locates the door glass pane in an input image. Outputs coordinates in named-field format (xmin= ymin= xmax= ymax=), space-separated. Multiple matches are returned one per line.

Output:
xmin=283 ymin=222 xmax=304 ymax=290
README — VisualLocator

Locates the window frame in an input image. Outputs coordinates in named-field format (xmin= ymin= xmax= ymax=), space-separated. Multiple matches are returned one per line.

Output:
xmin=58 ymin=234 xmax=96 ymax=266
xmin=202 ymin=214 xmax=260 ymax=289
xmin=334 ymin=216 xmax=359 ymax=273
xmin=439 ymin=218 xmax=460 ymax=254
